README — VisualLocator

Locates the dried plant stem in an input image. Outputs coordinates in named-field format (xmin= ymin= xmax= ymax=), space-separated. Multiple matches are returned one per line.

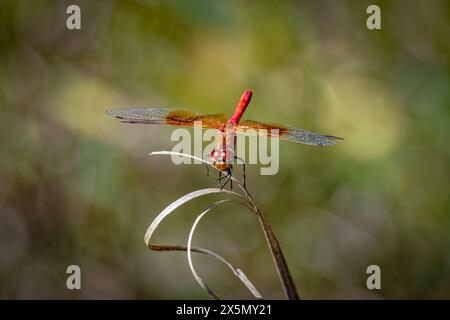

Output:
xmin=187 ymin=200 xmax=263 ymax=299
xmin=250 ymin=204 xmax=300 ymax=300
xmin=144 ymin=188 xmax=262 ymax=299
xmin=147 ymin=151 xmax=300 ymax=300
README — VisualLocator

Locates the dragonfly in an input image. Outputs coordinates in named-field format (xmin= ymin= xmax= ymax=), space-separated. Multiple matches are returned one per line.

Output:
xmin=106 ymin=89 xmax=343 ymax=188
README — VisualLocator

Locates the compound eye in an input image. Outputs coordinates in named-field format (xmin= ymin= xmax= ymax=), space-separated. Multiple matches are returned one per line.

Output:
xmin=211 ymin=150 xmax=219 ymax=158
xmin=221 ymin=151 xmax=226 ymax=158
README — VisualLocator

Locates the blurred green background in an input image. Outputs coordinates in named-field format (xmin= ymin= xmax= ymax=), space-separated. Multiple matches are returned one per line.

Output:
xmin=0 ymin=0 xmax=449 ymax=299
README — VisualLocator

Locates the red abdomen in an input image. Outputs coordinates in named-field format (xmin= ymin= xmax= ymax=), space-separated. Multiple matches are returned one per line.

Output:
xmin=228 ymin=89 xmax=253 ymax=125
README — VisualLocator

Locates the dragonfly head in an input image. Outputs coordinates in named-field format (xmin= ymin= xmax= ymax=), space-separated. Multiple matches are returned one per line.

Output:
xmin=211 ymin=149 xmax=233 ymax=171
xmin=211 ymin=149 xmax=226 ymax=162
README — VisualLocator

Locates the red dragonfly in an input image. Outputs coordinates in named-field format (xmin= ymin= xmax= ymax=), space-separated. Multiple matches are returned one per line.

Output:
xmin=106 ymin=89 xmax=343 ymax=187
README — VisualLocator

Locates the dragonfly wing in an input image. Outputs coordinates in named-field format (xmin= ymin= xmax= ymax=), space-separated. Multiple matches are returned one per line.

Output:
xmin=237 ymin=120 xmax=343 ymax=146
xmin=106 ymin=108 xmax=228 ymax=129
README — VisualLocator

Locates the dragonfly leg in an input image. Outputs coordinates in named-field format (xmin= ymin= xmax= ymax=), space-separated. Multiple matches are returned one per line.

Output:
xmin=234 ymin=156 xmax=247 ymax=190
xmin=219 ymin=167 xmax=233 ymax=192
xmin=204 ymin=155 xmax=213 ymax=177
xmin=243 ymin=162 xmax=246 ymax=190
xmin=217 ymin=170 xmax=222 ymax=189
xmin=204 ymin=159 xmax=210 ymax=177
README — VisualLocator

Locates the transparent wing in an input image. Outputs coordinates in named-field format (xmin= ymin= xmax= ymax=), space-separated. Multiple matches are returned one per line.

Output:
xmin=106 ymin=108 xmax=228 ymax=129
xmin=237 ymin=120 xmax=343 ymax=146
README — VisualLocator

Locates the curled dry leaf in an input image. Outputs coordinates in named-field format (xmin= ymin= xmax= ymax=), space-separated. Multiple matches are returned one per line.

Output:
xmin=147 ymin=151 xmax=299 ymax=300
xmin=144 ymin=188 xmax=261 ymax=299
xmin=187 ymin=199 xmax=263 ymax=299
